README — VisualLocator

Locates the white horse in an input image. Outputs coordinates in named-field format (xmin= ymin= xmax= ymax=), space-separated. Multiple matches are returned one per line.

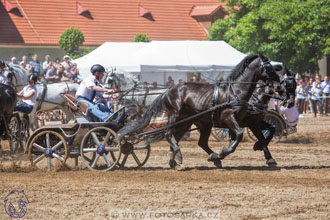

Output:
xmin=103 ymin=70 xmax=167 ymax=108
xmin=5 ymin=65 xmax=79 ymax=129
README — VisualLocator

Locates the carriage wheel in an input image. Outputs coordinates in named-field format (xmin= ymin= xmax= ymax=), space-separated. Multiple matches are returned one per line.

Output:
xmin=27 ymin=130 xmax=68 ymax=171
xmin=246 ymin=112 xmax=285 ymax=143
xmin=8 ymin=114 xmax=21 ymax=154
xmin=211 ymin=128 xmax=231 ymax=142
xmin=80 ymin=127 xmax=121 ymax=171
xmin=20 ymin=115 xmax=30 ymax=153
xmin=112 ymin=138 xmax=150 ymax=168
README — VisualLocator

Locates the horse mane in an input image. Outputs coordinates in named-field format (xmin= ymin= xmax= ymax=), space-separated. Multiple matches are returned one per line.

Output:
xmin=229 ymin=54 xmax=259 ymax=80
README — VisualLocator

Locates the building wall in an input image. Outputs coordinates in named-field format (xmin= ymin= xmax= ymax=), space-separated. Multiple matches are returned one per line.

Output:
xmin=0 ymin=46 xmax=65 ymax=63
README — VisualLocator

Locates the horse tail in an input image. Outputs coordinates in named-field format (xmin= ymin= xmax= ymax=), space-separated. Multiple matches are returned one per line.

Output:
xmin=118 ymin=94 xmax=163 ymax=138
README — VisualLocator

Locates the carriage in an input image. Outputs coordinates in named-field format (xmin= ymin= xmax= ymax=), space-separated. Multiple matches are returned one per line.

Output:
xmin=25 ymin=93 xmax=150 ymax=171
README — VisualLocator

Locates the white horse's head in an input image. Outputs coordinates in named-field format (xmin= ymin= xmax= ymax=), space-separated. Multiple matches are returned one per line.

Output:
xmin=103 ymin=69 xmax=138 ymax=91
xmin=4 ymin=65 xmax=28 ymax=90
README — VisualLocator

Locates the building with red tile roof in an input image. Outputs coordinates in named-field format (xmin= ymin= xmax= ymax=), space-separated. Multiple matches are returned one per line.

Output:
xmin=0 ymin=0 xmax=234 ymax=61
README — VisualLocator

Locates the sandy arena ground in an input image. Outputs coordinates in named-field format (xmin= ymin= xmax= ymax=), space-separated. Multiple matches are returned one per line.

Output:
xmin=0 ymin=113 xmax=329 ymax=220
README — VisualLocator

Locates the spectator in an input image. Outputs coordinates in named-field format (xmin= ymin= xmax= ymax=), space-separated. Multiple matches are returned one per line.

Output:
xmin=54 ymin=58 xmax=61 ymax=69
xmin=20 ymin=56 xmax=32 ymax=72
xmin=45 ymin=65 xmax=59 ymax=82
xmin=178 ymin=79 xmax=184 ymax=85
xmin=296 ymin=79 xmax=306 ymax=118
xmin=152 ymin=81 xmax=158 ymax=88
xmin=320 ymin=76 xmax=330 ymax=116
xmin=57 ymin=64 xmax=68 ymax=81
xmin=61 ymin=55 xmax=72 ymax=70
xmin=310 ymin=80 xmax=323 ymax=117
xmin=69 ymin=63 xmax=80 ymax=82
xmin=165 ymin=76 xmax=173 ymax=87
xmin=8 ymin=57 xmax=18 ymax=66
xmin=0 ymin=60 xmax=8 ymax=85
xmin=42 ymin=55 xmax=53 ymax=74
xmin=28 ymin=54 xmax=42 ymax=79
xmin=190 ymin=76 xmax=197 ymax=82
xmin=305 ymin=79 xmax=313 ymax=114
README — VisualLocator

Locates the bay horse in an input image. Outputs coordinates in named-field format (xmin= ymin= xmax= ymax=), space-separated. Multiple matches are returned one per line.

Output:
xmin=118 ymin=54 xmax=285 ymax=169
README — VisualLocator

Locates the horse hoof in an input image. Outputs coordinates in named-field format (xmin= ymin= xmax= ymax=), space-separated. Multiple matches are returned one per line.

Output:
xmin=169 ymin=159 xmax=177 ymax=169
xmin=174 ymin=164 xmax=186 ymax=171
xmin=213 ymin=159 xmax=222 ymax=168
xmin=267 ymin=158 xmax=277 ymax=167
xmin=207 ymin=153 xmax=220 ymax=162
xmin=175 ymin=155 xmax=183 ymax=165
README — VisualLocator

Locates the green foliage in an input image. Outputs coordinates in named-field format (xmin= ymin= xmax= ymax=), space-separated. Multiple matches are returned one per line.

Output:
xmin=208 ymin=0 xmax=330 ymax=74
xmin=59 ymin=27 xmax=85 ymax=57
xmin=133 ymin=34 xmax=150 ymax=42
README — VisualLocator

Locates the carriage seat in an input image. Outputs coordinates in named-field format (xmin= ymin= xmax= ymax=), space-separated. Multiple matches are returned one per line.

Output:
xmin=60 ymin=93 xmax=89 ymax=116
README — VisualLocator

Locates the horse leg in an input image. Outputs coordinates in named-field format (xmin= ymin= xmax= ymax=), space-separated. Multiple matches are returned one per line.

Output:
xmin=258 ymin=120 xmax=277 ymax=166
xmin=197 ymin=123 xmax=222 ymax=168
xmin=166 ymin=120 xmax=189 ymax=170
xmin=219 ymin=114 xmax=244 ymax=160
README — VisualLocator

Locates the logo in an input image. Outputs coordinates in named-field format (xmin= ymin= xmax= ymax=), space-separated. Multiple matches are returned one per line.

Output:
xmin=4 ymin=190 xmax=29 ymax=218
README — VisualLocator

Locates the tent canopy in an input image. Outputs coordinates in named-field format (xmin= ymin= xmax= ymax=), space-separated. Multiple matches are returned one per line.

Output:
xmin=74 ymin=40 xmax=247 ymax=84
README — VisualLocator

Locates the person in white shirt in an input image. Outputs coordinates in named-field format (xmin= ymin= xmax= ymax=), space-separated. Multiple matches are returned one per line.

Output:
xmin=0 ymin=60 xmax=8 ymax=85
xmin=14 ymin=74 xmax=38 ymax=114
xmin=75 ymin=64 xmax=117 ymax=122
xmin=320 ymin=76 xmax=330 ymax=116
xmin=276 ymin=102 xmax=299 ymax=127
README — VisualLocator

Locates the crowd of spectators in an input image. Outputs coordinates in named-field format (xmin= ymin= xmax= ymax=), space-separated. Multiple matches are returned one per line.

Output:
xmin=9 ymin=54 xmax=80 ymax=83
xmin=295 ymin=74 xmax=330 ymax=117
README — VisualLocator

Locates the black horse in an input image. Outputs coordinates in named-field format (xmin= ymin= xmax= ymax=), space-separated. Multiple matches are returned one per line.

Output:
xmin=0 ymin=84 xmax=17 ymax=146
xmin=221 ymin=66 xmax=296 ymax=167
xmin=118 ymin=54 xmax=286 ymax=169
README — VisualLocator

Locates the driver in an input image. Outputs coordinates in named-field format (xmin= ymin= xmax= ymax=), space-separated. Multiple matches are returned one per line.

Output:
xmin=0 ymin=60 xmax=8 ymax=85
xmin=75 ymin=64 xmax=117 ymax=122
xmin=14 ymin=74 xmax=38 ymax=114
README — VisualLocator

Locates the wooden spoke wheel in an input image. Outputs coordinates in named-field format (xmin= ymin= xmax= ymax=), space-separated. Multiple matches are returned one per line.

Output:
xmin=27 ymin=130 xmax=68 ymax=171
xmin=246 ymin=111 xmax=286 ymax=143
xmin=80 ymin=127 xmax=121 ymax=171
xmin=211 ymin=128 xmax=231 ymax=142
xmin=112 ymin=138 xmax=150 ymax=169
xmin=20 ymin=115 xmax=30 ymax=153
xmin=8 ymin=114 xmax=21 ymax=154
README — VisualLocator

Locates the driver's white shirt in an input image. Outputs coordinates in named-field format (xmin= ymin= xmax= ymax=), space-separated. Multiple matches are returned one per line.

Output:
xmin=22 ymin=85 xmax=37 ymax=106
xmin=278 ymin=103 xmax=299 ymax=127
xmin=267 ymin=98 xmax=276 ymax=111
xmin=0 ymin=73 xmax=8 ymax=85
xmin=75 ymin=75 xmax=98 ymax=101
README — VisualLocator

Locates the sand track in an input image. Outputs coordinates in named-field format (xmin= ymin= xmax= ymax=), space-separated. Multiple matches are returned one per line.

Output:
xmin=0 ymin=114 xmax=329 ymax=219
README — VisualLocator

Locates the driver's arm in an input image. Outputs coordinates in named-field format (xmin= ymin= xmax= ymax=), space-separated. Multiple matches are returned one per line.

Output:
xmin=91 ymin=85 xmax=114 ymax=93
xmin=21 ymin=90 xmax=35 ymax=100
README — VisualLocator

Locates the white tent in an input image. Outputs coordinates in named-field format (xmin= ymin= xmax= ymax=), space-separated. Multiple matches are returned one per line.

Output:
xmin=74 ymin=40 xmax=247 ymax=84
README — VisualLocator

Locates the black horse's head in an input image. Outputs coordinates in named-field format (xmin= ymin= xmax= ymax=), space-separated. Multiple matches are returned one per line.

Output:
xmin=258 ymin=54 xmax=281 ymax=90
xmin=280 ymin=67 xmax=296 ymax=108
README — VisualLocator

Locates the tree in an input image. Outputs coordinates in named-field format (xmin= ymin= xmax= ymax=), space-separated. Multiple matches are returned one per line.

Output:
xmin=133 ymin=34 xmax=150 ymax=42
xmin=59 ymin=27 xmax=85 ymax=58
xmin=208 ymin=0 xmax=330 ymax=74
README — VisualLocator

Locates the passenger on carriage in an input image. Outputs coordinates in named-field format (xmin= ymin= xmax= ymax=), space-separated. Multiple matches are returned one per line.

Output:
xmin=75 ymin=64 xmax=117 ymax=122
xmin=275 ymin=101 xmax=299 ymax=128
xmin=14 ymin=74 xmax=38 ymax=114
xmin=0 ymin=60 xmax=8 ymax=85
